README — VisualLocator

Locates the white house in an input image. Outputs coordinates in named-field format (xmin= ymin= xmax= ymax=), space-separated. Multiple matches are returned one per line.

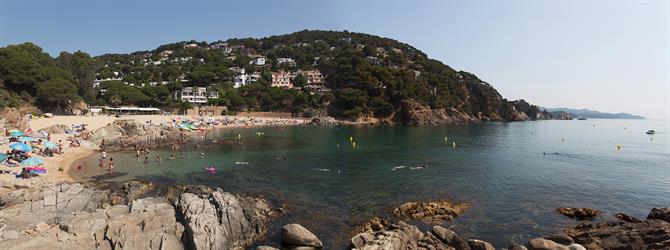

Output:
xmin=276 ymin=58 xmax=296 ymax=66
xmin=174 ymin=87 xmax=219 ymax=104
xmin=251 ymin=57 xmax=266 ymax=66
xmin=234 ymin=71 xmax=261 ymax=88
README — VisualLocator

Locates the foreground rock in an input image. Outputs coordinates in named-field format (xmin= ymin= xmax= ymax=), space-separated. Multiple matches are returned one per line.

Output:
xmin=169 ymin=184 xmax=276 ymax=249
xmin=556 ymin=207 xmax=601 ymax=220
xmin=281 ymin=223 xmax=323 ymax=248
xmin=564 ymin=208 xmax=670 ymax=249
xmin=350 ymin=218 xmax=494 ymax=250
xmin=392 ymin=200 xmax=471 ymax=224
xmin=0 ymin=178 xmax=275 ymax=250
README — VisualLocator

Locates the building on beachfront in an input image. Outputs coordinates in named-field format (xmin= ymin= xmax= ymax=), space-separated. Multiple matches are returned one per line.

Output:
xmin=174 ymin=87 xmax=218 ymax=104
xmin=271 ymin=71 xmax=293 ymax=88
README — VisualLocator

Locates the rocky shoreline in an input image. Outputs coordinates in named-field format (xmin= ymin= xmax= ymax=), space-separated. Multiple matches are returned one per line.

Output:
xmin=1 ymin=177 xmax=668 ymax=249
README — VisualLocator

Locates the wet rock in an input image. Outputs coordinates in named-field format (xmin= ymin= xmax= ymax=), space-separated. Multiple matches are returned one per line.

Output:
xmin=556 ymin=207 xmax=601 ymax=220
xmin=281 ymin=223 xmax=323 ymax=248
xmin=359 ymin=217 xmax=390 ymax=232
xmin=614 ymin=212 xmax=642 ymax=223
xmin=564 ymin=208 xmax=670 ymax=250
xmin=432 ymin=226 xmax=470 ymax=250
xmin=647 ymin=207 xmax=670 ymax=223
xmin=393 ymin=200 xmax=471 ymax=224
xmin=123 ymin=179 xmax=154 ymax=201
xmin=542 ymin=233 xmax=573 ymax=245
xmin=466 ymin=239 xmax=494 ymax=250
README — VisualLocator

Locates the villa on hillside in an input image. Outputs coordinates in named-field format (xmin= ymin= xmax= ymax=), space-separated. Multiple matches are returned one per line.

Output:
xmin=232 ymin=67 xmax=261 ymax=88
xmin=271 ymin=71 xmax=293 ymax=88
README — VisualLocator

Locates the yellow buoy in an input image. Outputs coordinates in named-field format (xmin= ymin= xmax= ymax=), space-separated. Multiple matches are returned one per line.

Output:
xmin=352 ymin=142 xmax=356 ymax=149
xmin=238 ymin=133 xmax=241 ymax=140
xmin=349 ymin=136 xmax=353 ymax=143
xmin=452 ymin=142 xmax=456 ymax=149
xmin=444 ymin=136 xmax=448 ymax=143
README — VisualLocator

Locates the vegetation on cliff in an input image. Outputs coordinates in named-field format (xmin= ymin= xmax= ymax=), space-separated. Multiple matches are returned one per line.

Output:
xmin=0 ymin=30 xmax=556 ymax=123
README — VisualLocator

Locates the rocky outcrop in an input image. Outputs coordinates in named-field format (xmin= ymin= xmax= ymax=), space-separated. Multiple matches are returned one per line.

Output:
xmin=0 ymin=178 xmax=276 ymax=250
xmin=309 ymin=116 xmax=340 ymax=126
xmin=392 ymin=200 xmax=471 ymax=224
xmin=80 ymin=120 xmax=185 ymax=151
xmin=564 ymin=208 xmax=670 ymax=249
xmin=281 ymin=223 xmax=323 ymax=248
xmin=648 ymin=207 xmax=670 ymax=223
xmin=556 ymin=207 xmax=601 ymax=220
xmin=396 ymin=100 xmax=477 ymax=126
xmin=170 ymin=185 xmax=275 ymax=250
xmin=350 ymin=219 xmax=494 ymax=250
xmin=42 ymin=124 xmax=70 ymax=134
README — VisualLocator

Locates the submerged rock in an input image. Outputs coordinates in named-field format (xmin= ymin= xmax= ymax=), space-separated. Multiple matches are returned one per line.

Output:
xmin=542 ymin=233 xmax=574 ymax=245
xmin=556 ymin=207 xmax=601 ymax=220
xmin=392 ymin=200 xmax=471 ymax=224
xmin=281 ymin=223 xmax=323 ymax=248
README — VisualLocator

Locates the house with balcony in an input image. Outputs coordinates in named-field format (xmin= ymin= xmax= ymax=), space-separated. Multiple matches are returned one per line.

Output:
xmin=174 ymin=87 xmax=218 ymax=104
xmin=271 ymin=71 xmax=293 ymax=88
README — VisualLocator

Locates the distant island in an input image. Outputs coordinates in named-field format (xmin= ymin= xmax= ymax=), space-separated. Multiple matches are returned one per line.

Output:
xmin=542 ymin=107 xmax=645 ymax=120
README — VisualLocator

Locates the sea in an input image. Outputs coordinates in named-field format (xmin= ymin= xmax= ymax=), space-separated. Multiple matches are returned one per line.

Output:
xmin=71 ymin=119 xmax=670 ymax=248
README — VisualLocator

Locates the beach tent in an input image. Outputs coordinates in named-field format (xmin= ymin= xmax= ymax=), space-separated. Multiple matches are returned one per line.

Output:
xmin=20 ymin=157 xmax=44 ymax=167
xmin=9 ymin=143 xmax=32 ymax=152
xmin=18 ymin=137 xmax=37 ymax=143
xmin=42 ymin=141 xmax=58 ymax=149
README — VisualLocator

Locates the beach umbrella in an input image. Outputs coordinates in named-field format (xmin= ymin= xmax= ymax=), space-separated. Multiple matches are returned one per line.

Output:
xmin=0 ymin=153 xmax=6 ymax=162
xmin=9 ymin=130 xmax=24 ymax=137
xmin=42 ymin=141 xmax=58 ymax=149
xmin=31 ymin=131 xmax=48 ymax=139
xmin=18 ymin=137 xmax=37 ymax=143
xmin=9 ymin=143 xmax=32 ymax=152
xmin=20 ymin=157 xmax=44 ymax=166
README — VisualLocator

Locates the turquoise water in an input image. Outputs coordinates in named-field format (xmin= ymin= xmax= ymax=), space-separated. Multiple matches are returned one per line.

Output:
xmin=72 ymin=119 xmax=670 ymax=248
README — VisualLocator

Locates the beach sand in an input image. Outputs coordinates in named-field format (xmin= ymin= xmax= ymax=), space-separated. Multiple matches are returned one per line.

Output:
xmin=1 ymin=114 xmax=308 ymax=183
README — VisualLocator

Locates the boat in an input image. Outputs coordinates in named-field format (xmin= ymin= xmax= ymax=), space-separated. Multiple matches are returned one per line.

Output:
xmin=577 ymin=117 xmax=587 ymax=120
xmin=646 ymin=130 xmax=656 ymax=135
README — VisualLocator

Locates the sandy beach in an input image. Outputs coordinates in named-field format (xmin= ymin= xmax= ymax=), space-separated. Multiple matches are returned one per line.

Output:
xmin=1 ymin=114 xmax=309 ymax=183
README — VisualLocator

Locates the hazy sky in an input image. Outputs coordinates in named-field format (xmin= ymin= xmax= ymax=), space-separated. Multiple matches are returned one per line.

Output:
xmin=1 ymin=0 xmax=668 ymax=119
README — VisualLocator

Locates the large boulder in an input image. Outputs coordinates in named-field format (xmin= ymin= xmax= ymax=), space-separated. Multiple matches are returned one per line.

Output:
xmin=172 ymin=187 xmax=275 ymax=250
xmin=432 ymin=226 xmax=470 ymax=250
xmin=281 ymin=223 xmax=323 ymax=248
xmin=467 ymin=239 xmax=495 ymax=250
xmin=527 ymin=238 xmax=568 ymax=250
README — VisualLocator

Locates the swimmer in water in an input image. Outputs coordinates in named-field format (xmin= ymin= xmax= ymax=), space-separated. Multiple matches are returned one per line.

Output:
xmin=170 ymin=154 xmax=174 ymax=160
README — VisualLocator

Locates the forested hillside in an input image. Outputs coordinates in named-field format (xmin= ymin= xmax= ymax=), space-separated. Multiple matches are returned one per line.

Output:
xmin=0 ymin=30 xmax=556 ymax=123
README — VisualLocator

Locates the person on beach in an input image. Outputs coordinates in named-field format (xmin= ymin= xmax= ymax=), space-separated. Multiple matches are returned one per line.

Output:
xmin=101 ymin=150 xmax=107 ymax=160
xmin=108 ymin=158 xmax=114 ymax=173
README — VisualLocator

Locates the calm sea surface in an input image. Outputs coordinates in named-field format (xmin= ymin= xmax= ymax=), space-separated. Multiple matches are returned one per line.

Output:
xmin=72 ymin=119 xmax=670 ymax=248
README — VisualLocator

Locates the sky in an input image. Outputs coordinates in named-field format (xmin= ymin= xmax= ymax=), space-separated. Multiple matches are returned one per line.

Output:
xmin=1 ymin=0 xmax=668 ymax=119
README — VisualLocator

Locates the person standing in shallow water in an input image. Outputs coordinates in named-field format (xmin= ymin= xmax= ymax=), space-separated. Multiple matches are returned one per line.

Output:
xmin=156 ymin=155 xmax=161 ymax=162
xmin=108 ymin=158 xmax=114 ymax=173
xmin=144 ymin=156 xmax=149 ymax=164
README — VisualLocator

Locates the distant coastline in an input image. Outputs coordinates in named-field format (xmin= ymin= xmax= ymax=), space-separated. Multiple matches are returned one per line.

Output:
xmin=542 ymin=107 xmax=645 ymax=120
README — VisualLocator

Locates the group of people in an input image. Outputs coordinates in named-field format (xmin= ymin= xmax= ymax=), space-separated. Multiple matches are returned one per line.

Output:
xmin=3 ymin=149 xmax=31 ymax=166
xmin=98 ymin=150 xmax=114 ymax=173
